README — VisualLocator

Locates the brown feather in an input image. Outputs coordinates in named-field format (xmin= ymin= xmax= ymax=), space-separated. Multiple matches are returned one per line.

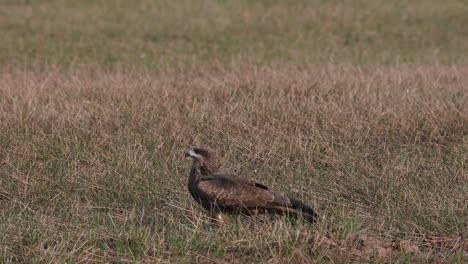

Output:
xmin=185 ymin=146 xmax=318 ymax=223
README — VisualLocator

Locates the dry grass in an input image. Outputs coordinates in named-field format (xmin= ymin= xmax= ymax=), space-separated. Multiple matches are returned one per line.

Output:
xmin=0 ymin=65 xmax=466 ymax=262
xmin=1 ymin=0 xmax=467 ymax=262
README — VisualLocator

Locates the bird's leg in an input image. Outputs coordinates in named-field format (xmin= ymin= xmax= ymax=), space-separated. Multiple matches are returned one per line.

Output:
xmin=210 ymin=211 xmax=224 ymax=226
xmin=247 ymin=208 xmax=259 ymax=215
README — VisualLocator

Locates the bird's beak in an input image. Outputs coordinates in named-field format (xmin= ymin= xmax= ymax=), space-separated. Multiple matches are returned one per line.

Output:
xmin=185 ymin=149 xmax=195 ymax=158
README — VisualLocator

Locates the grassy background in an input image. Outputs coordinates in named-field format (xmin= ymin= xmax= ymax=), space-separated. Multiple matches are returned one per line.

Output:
xmin=1 ymin=0 xmax=468 ymax=68
xmin=0 ymin=0 xmax=467 ymax=263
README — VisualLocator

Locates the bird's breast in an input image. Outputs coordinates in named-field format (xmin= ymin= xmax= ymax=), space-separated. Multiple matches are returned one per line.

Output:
xmin=188 ymin=182 xmax=200 ymax=201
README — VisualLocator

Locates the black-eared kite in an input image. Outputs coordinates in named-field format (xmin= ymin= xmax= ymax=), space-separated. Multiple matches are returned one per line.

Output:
xmin=185 ymin=146 xmax=318 ymax=225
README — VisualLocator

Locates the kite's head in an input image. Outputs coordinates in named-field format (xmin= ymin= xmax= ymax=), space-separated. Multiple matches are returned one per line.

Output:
xmin=185 ymin=146 xmax=219 ymax=174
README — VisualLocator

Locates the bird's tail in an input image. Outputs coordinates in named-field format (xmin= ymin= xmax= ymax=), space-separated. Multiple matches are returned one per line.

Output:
xmin=288 ymin=197 xmax=319 ymax=223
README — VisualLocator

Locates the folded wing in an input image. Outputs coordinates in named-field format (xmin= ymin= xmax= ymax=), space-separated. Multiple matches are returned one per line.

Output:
xmin=197 ymin=174 xmax=291 ymax=211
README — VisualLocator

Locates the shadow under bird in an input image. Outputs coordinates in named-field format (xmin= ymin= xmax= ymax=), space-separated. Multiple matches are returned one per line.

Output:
xmin=184 ymin=146 xmax=319 ymax=225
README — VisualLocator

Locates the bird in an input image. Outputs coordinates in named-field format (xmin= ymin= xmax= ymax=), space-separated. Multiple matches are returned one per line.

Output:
xmin=184 ymin=146 xmax=319 ymax=225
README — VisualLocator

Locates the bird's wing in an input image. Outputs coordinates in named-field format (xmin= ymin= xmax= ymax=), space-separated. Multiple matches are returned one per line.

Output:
xmin=213 ymin=174 xmax=292 ymax=206
xmin=198 ymin=175 xmax=290 ymax=209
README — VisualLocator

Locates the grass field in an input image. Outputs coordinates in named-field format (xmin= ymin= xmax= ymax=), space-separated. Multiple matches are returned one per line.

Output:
xmin=1 ymin=0 xmax=467 ymax=263
xmin=2 ymin=0 xmax=468 ymax=68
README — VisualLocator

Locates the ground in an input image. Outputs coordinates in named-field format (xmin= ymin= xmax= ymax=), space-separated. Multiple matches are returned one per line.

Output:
xmin=0 ymin=0 xmax=467 ymax=263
